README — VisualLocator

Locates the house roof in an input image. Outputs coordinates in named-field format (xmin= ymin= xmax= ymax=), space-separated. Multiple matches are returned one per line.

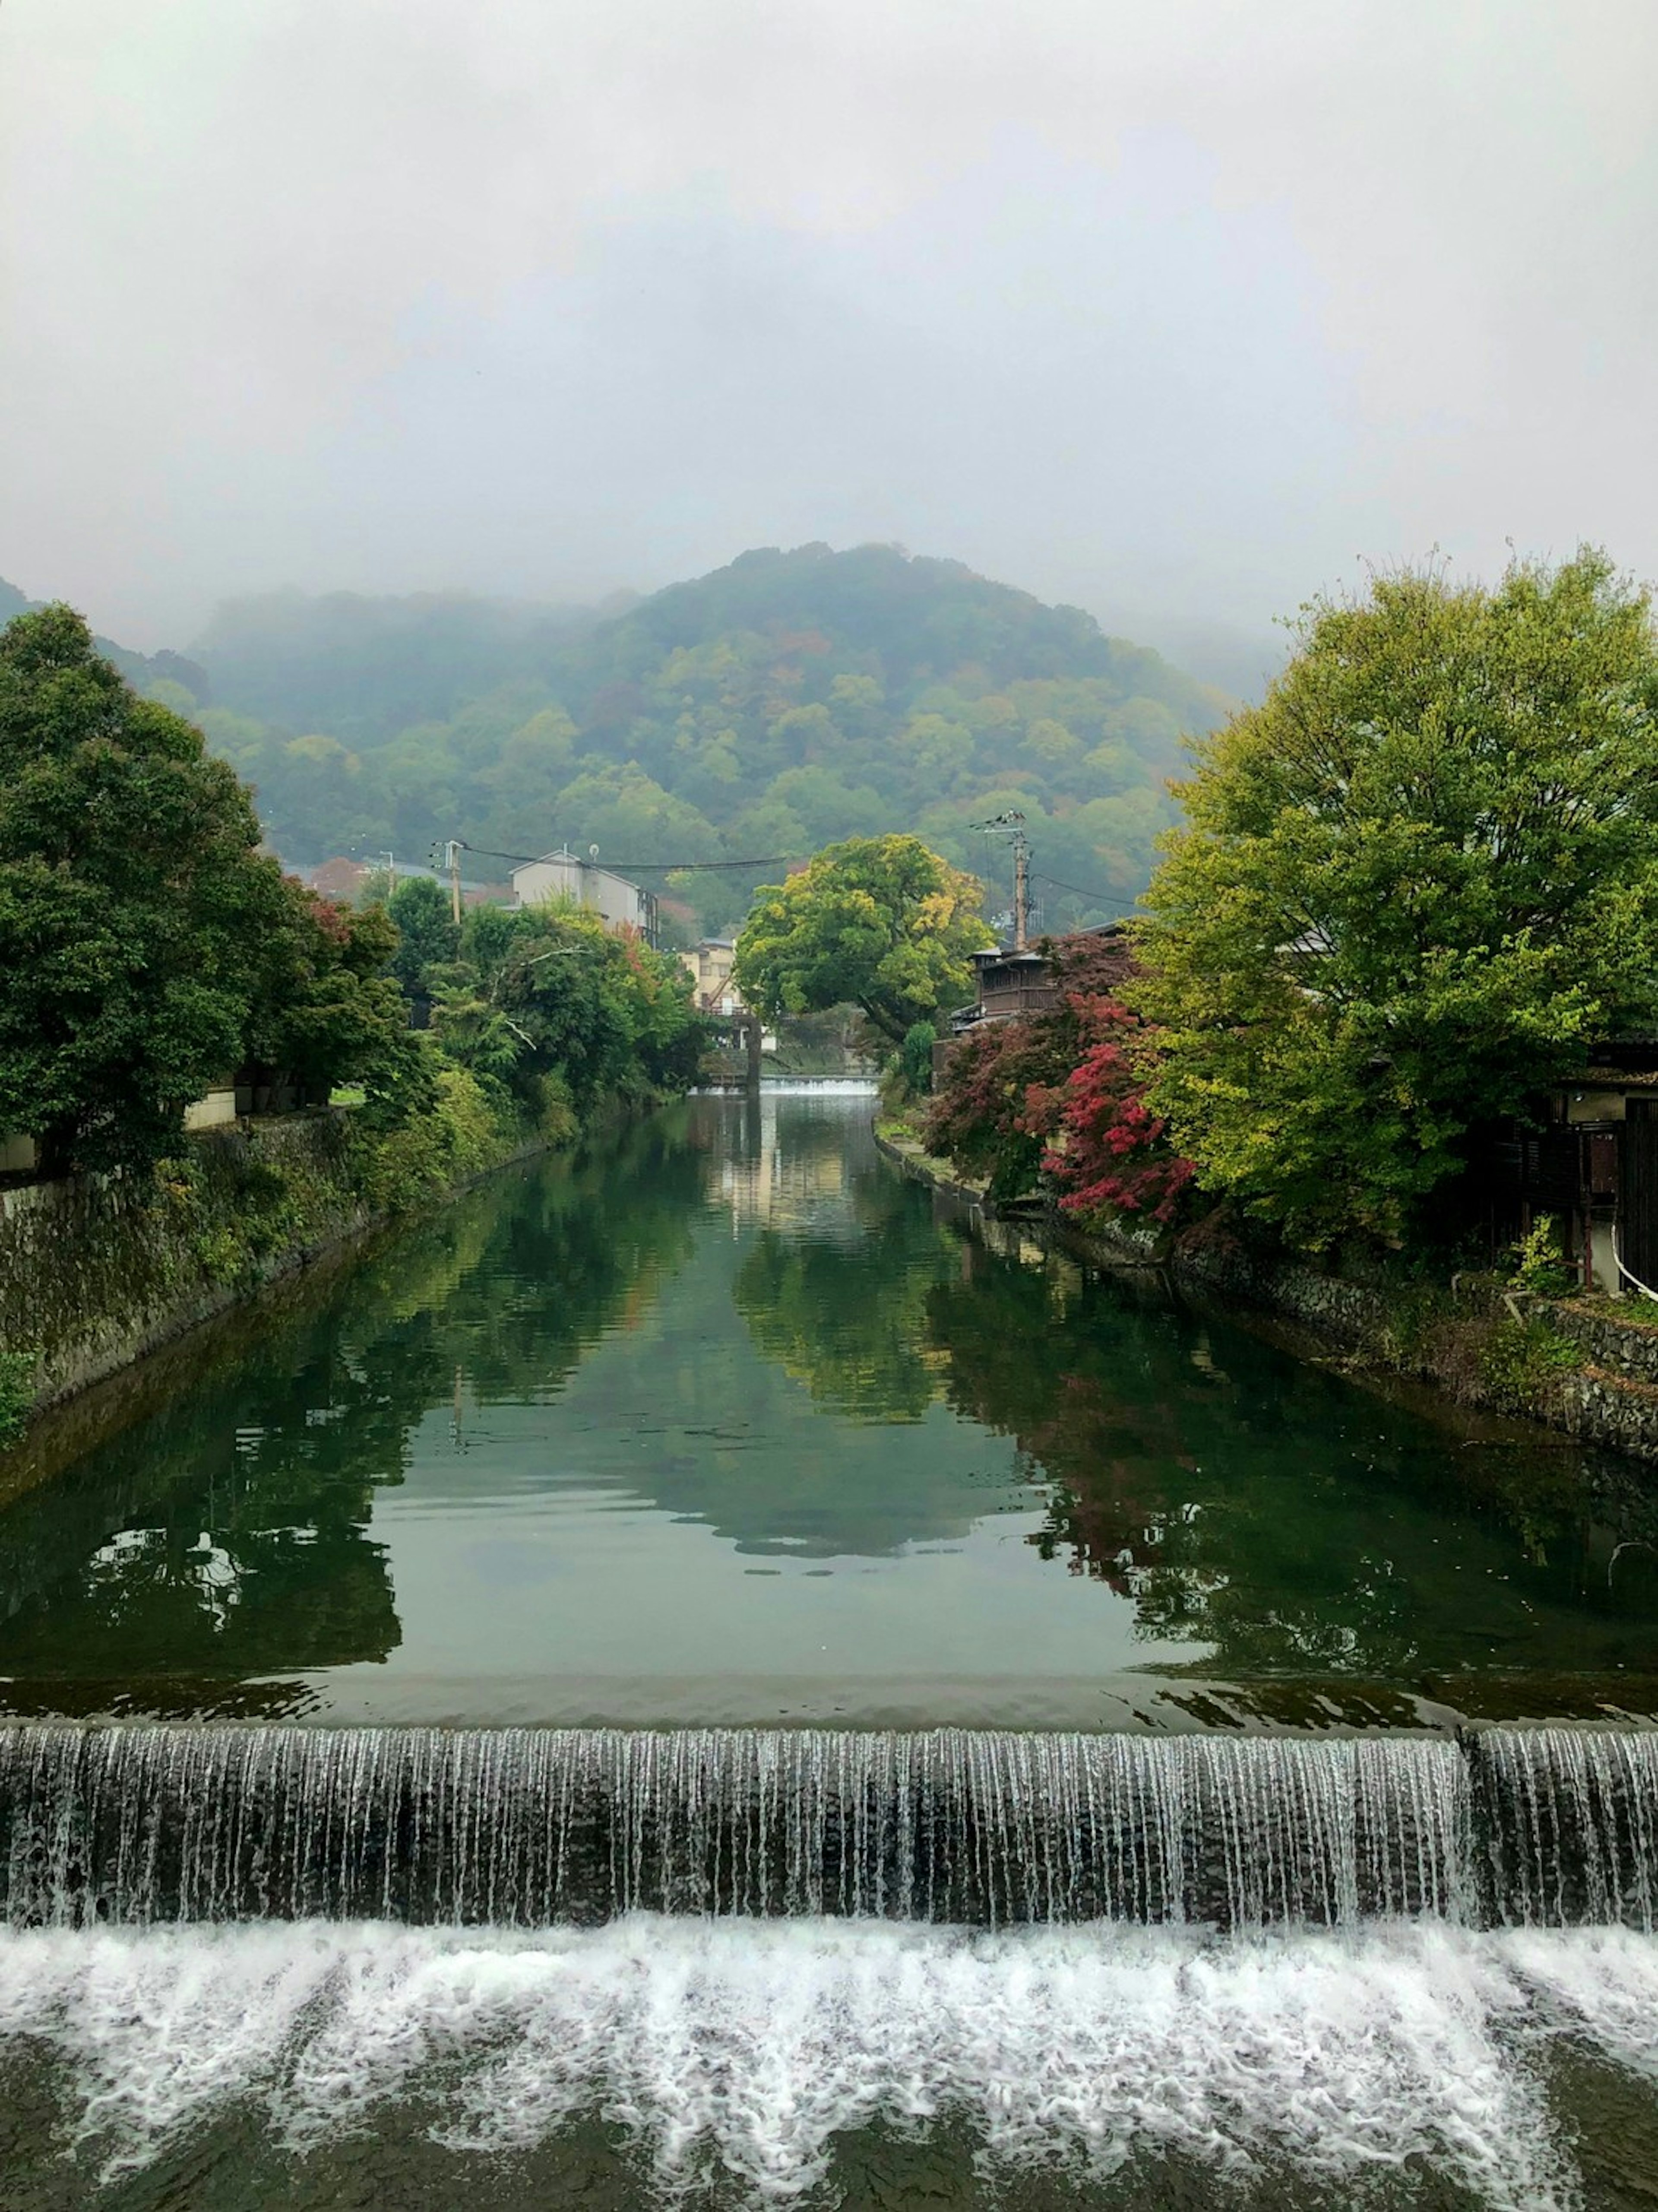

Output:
xmin=971 ymin=946 xmax=1050 ymax=969
xmin=1580 ymin=1067 xmax=1658 ymax=1090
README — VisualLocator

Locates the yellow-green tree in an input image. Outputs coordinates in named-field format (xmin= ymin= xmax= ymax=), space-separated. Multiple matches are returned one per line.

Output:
xmin=1133 ymin=550 xmax=1658 ymax=1248
xmin=735 ymin=834 xmax=993 ymax=1045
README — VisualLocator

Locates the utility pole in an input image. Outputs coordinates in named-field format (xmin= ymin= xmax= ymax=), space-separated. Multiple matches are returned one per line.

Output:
xmin=379 ymin=850 xmax=396 ymax=899
xmin=445 ymin=839 xmax=462 ymax=927
xmin=975 ymin=810 xmax=1029 ymax=948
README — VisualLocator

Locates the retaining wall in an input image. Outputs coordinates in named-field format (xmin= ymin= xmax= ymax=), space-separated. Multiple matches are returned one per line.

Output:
xmin=875 ymin=1128 xmax=1658 ymax=1463
xmin=0 ymin=1115 xmax=379 ymax=1417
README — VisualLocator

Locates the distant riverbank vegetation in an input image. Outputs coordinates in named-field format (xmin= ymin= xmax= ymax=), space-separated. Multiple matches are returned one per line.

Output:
xmin=56 ymin=544 xmax=1230 ymax=940
xmin=734 ymin=834 xmax=995 ymax=1048
xmin=0 ymin=608 xmax=705 ymax=1201
xmin=923 ymin=548 xmax=1658 ymax=1265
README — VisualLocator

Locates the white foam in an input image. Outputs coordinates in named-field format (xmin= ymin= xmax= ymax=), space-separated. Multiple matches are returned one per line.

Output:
xmin=0 ymin=1917 xmax=1646 ymax=2204
xmin=693 ymin=1080 xmax=879 ymax=1096
xmin=1494 ymin=1924 xmax=1658 ymax=2084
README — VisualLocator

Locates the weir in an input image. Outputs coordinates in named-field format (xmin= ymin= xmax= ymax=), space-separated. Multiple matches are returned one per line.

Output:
xmin=1 ymin=1722 xmax=1654 ymax=1931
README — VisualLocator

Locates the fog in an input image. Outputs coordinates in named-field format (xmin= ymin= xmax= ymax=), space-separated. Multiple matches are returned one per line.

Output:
xmin=3 ymin=0 xmax=1654 ymax=681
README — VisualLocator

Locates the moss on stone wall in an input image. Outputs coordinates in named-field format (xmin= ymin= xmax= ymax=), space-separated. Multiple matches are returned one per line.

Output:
xmin=0 ymin=1074 xmax=546 ymax=1439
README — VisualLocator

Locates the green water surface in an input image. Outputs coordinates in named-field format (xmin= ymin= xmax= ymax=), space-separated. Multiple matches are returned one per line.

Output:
xmin=3 ymin=1090 xmax=1657 ymax=1723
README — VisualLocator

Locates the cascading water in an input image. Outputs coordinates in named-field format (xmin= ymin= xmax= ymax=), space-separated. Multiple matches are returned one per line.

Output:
xmin=1474 ymin=1722 xmax=1658 ymax=1928
xmin=0 ymin=1721 xmax=1650 ymax=1931
xmin=1 ymin=1724 xmax=1656 ymax=2207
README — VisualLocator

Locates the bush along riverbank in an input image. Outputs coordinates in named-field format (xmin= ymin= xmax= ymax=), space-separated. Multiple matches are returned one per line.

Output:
xmin=0 ymin=607 xmax=708 ymax=1449
xmin=898 ymin=555 xmax=1658 ymax=1464
xmin=0 ymin=914 xmax=707 ymax=1450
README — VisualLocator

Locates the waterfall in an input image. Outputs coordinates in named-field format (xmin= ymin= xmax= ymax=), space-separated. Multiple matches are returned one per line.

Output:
xmin=0 ymin=1721 xmax=1585 ymax=1930
xmin=1 ymin=1724 xmax=1655 ymax=2204
xmin=1472 ymin=1724 xmax=1658 ymax=1929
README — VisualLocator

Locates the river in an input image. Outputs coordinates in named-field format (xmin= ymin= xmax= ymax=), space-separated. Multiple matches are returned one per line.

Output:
xmin=3 ymin=1087 xmax=1658 ymax=2206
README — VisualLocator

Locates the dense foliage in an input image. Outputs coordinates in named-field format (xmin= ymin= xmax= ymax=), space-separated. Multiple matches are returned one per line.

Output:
xmin=734 ymin=835 xmax=993 ymax=1046
xmin=0 ymin=608 xmax=701 ymax=1185
xmin=152 ymin=545 xmax=1228 ymax=936
xmin=1133 ymin=550 xmax=1658 ymax=1248
xmin=924 ymin=932 xmax=1191 ymax=1218
xmin=0 ymin=608 xmax=416 ymax=1175
xmin=246 ymin=893 xmax=432 ymax=1126
xmin=393 ymin=884 xmax=706 ymax=1129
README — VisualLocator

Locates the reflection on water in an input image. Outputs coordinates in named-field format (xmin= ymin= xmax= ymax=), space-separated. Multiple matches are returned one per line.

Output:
xmin=2 ymin=1093 xmax=1658 ymax=1717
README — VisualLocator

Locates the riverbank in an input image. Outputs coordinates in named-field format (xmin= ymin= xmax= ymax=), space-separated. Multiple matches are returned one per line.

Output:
xmin=876 ymin=1125 xmax=1658 ymax=1462
xmin=0 ymin=1090 xmax=549 ymax=1450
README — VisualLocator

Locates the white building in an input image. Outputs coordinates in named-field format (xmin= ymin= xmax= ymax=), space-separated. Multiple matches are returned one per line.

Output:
xmin=509 ymin=850 xmax=655 ymax=938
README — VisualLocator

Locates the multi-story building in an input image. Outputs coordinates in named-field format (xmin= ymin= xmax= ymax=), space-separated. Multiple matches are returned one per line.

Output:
xmin=509 ymin=850 xmax=656 ymax=939
xmin=680 ymin=938 xmax=744 ymax=1017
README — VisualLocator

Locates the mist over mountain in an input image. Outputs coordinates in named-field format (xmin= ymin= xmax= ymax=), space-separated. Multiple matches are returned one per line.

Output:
xmin=3 ymin=546 xmax=1231 ymax=938
xmin=183 ymin=545 xmax=1228 ymax=934
xmin=188 ymin=589 xmax=601 ymax=742
xmin=0 ymin=576 xmax=211 ymax=704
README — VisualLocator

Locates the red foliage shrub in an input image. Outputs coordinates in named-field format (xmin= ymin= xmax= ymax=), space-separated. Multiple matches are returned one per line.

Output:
xmin=925 ymin=930 xmax=1193 ymax=1223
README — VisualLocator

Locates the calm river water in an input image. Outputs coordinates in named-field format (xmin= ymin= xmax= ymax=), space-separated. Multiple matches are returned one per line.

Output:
xmin=6 ymin=1089 xmax=1658 ymax=2209
xmin=2 ymin=1088 xmax=1657 ymax=1721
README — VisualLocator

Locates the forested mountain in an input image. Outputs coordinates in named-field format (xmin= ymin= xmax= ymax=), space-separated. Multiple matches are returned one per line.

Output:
xmin=0 ymin=577 xmax=209 ymax=704
xmin=6 ymin=548 xmax=1234 ymax=937
xmin=188 ymin=588 xmax=605 ymax=740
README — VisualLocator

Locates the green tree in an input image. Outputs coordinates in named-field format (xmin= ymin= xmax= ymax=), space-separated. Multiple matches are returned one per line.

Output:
xmin=1133 ymin=550 xmax=1658 ymax=1247
xmin=245 ymin=887 xmax=431 ymax=1123
xmin=0 ymin=608 xmax=279 ymax=1174
xmin=734 ymin=833 xmax=994 ymax=1046
xmin=430 ymin=898 xmax=705 ymax=1115
xmin=385 ymin=874 xmax=460 ymax=994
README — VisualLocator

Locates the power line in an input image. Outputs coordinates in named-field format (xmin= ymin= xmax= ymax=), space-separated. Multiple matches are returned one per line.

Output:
xmin=452 ymin=841 xmax=801 ymax=873
xmin=450 ymin=840 xmax=1121 ymax=908
xmin=1032 ymin=869 xmax=1131 ymax=913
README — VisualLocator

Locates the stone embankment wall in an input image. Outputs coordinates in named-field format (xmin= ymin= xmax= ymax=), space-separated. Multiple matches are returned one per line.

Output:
xmin=1160 ymin=1230 xmax=1658 ymax=1460
xmin=875 ymin=1128 xmax=1658 ymax=1462
xmin=0 ymin=1116 xmax=379 ymax=1421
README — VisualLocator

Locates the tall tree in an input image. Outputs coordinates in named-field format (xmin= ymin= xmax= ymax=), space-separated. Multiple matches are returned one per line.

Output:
xmin=385 ymin=874 xmax=460 ymax=995
xmin=0 ymin=608 xmax=280 ymax=1174
xmin=244 ymin=886 xmax=431 ymax=1122
xmin=734 ymin=834 xmax=994 ymax=1046
xmin=1133 ymin=551 xmax=1658 ymax=1247
xmin=0 ymin=608 xmax=421 ymax=1173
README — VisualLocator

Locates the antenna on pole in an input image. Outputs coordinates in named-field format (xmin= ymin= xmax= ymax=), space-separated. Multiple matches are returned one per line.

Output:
xmin=974 ymin=811 xmax=1029 ymax=949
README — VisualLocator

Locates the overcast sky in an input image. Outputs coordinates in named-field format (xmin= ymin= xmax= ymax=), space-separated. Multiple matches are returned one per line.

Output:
xmin=3 ymin=0 xmax=1654 ymax=684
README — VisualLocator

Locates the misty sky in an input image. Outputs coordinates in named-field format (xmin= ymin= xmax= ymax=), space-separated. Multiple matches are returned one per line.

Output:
xmin=3 ymin=0 xmax=1655 ymax=683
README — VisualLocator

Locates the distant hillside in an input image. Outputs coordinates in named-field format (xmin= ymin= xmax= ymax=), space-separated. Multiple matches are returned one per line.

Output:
xmin=180 ymin=546 xmax=1232 ymax=935
xmin=189 ymin=588 xmax=600 ymax=741
xmin=0 ymin=577 xmax=211 ymax=704
xmin=3 ymin=551 xmax=1235 ymax=936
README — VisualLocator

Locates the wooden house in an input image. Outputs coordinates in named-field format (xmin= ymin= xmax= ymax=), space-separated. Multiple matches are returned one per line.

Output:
xmin=1480 ymin=1038 xmax=1658 ymax=1295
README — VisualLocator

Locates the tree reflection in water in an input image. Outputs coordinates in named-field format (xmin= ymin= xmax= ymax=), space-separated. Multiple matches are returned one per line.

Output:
xmin=923 ymin=1233 xmax=1658 ymax=1679
xmin=0 ymin=1116 xmax=702 ymax=1680
xmin=4 ymin=1099 xmax=1658 ymax=1699
xmin=732 ymin=1173 xmax=952 ymax=1424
